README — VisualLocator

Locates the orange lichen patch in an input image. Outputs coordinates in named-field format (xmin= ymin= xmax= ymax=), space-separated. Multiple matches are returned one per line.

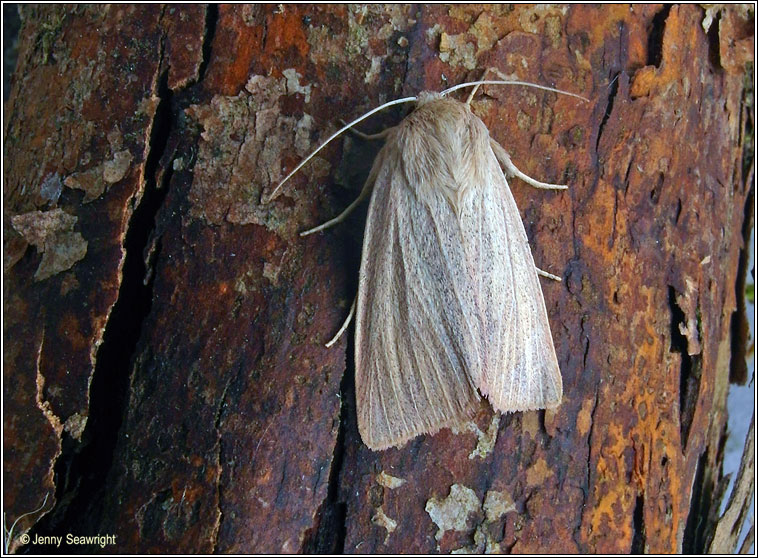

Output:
xmin=264 ymin=7 xmax=310 ymax=59
xmin=630 ymin=66 xmax=657 ymax=98
xmin=592 ymin=490 xmax=633 ymax=551
xmin=576 ymin=185 xmax=620 ymax=265
xmin=205 ymin=6 xmax=265 ymax=95
xmin=576 ymin=396 xmax=594 ymax=437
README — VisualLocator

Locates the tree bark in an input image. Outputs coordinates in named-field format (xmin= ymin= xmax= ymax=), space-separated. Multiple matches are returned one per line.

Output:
xmin=3 ymin=4 xmax=753 ymax=554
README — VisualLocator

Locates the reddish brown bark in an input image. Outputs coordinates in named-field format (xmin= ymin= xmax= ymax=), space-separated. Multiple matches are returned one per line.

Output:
xmin=3 ymin=4 xmax=753 ymax=553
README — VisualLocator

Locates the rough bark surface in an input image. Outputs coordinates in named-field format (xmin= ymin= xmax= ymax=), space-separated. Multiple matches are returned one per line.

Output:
xmin=3 ymin=4 xmax=753 ymax=554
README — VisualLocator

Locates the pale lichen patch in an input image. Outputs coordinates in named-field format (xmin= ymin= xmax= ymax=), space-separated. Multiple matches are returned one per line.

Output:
xmin=426 ymin=483 xmax=520 ymax=553
xmin=452 ymin=414 xmax=500 ymax=459
xmin=11 ymin=208 xmax=88 ymax=281
xmin=483 ymin=489 xmax=516 ymax=522
xmin=376 ymin=471 xmax=406 ymax=489
xmin=426 ymin=23 xmax=444 ymax=44
xmin=35 ymin=335 xmax=63 ymax=437
xmin=293 ymin=114 xmax=314 ymax=157
xmin=282 ymin=68 xmax=312 ymax=103
xmin=371 ymin=506 xmax=397 ymax=543
xmin=471 ymin=12 xmax=498 ymax=52
xmin=187 ymin=74 xmax=320 ymax=234
xmin=425 ymin=484 xmax=481 ymax=542
xmin=102 ymin=149 xmax=133 ymax=183
xmin=63 ymin=412 xmax=87 ymax=440
xmin=64 ymin=168 xmax=106 ymax=202
xmin=677 ymin=277 xmax=702 ymax=356
xmin=517 ymin=4 xmax=569 ymax=34
xmin=364 ymin=55 xmax=383 ymax=84
xmin=64 ymin=129 xmax=133 ymax=200
xmin=469 ymin=414 xmax=500 ymax=459
xmin=439 ymin=32 xmax=477 ymax=70
xmin=37 ymin=172 xmax=63 ymax=206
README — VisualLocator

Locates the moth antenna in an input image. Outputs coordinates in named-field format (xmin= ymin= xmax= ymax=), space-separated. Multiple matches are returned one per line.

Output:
xmin=261 ymin=95 xmax=417 ymax=204
xmin=536 ymin=267 xmax=562 ymax=282
xmin=441 ymin=80 xmax=590 ymax=103
xmin=325 ymin=298 xmax=357 ymax=348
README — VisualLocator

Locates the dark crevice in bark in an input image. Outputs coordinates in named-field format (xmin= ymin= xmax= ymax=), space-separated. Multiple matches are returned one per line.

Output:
xmin=730 ymin=185 xmax=754 ymax=385
xmin=581 ymin=315 xmax=590 ymax=369
xmin=197 ymin=4 xmax=218 ymax=82
xmin=682 ymin=449 xmax=712 ymax=553
xmin=303 ymin=349 xmax=349 ymax=554
xmin=572 ymin=388 xmax=599 ymax=552
xmin=27 ymin=66 xmax=175 ymax=551
xmin=303 ymin=133 xmax=370 ymax=553
xmin=631 ymin=493 xmax=646 ymax=553
xmin=646 ymin=5 xmax=671 ymax=68
xmin=595 ymin=71 xmax=619 ymax=155
xmin=668 ymin=285 xmax=701 ymax=451
xmin=705 ymin=10 xmax=723 ymax=71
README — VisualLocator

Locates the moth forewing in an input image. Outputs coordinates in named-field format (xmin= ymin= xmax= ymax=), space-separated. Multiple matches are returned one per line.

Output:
xmin=354 ymin=135 xmax=482 ymax=451
xmin=268 ymin=80 xmax=581 ymax=451
xmin=471 ymin=149 xmax=563 ymax=413
xmin=355 ymin=95 xmax=563 ymax=450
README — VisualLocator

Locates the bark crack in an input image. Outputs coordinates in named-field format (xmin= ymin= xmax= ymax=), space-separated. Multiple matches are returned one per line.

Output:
xmin=29 ymin=21 xmax=180 ymax=544
xmin=303 ymin=358 xmax=349 ymax=553
xmin=668 ymin=285 xmax=701 ymax=451
xmin=595 ymin=71 xmax=619 ymax=155
xmin=574 ymin=387 xmax=600 ymax=551
xmin=631 ymin=493 xmax=646 ymax=552
xmin=197 ymin=4 xmax=218 ymax=83
xmin=646 ymin=6 xmax=671 ymax=68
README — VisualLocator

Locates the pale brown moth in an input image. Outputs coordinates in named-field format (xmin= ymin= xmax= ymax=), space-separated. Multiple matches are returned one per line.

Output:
xmin=264 ymin=76 xmax=587 ymax=451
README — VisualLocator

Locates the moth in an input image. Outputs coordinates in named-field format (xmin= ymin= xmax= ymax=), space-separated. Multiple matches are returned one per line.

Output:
xmin=264 ymin=77 xmax=586 ymax=451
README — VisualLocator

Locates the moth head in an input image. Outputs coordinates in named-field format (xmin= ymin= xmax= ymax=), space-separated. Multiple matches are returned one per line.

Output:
xmin=415 ymin=91 xmax=444 ymax=108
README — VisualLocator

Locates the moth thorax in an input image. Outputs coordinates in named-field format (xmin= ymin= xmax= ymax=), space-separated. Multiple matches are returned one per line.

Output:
xmin=415 ymin=91 xmax=444 ymax=107
xmin=401 ymin=98 xmax=489 ymax=209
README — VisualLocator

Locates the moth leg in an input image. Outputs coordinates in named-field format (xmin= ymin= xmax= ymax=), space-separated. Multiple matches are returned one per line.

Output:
xmin=466 ymin=67 xmax=513 ymax=104
xmin=300 ymin=157 xmax=381 ymax=237
xmin=536 ymin=267 xmax=561 ymax=281
xmin=490 ymin=138 xmax=568 ymax=190
xmin=466 ymin=67 xmax=497 ymax=104
xmin=339 ymin=119 xmax=395 ymax=141
xmin=325 ymin=297 xmax=356 ymax=348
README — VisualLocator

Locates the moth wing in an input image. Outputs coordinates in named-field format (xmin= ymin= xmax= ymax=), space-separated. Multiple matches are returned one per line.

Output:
xmin=354 ymin=154 xmax=482 ymax=451
xmin=463 ymin=145 xmax=563 ymax=413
